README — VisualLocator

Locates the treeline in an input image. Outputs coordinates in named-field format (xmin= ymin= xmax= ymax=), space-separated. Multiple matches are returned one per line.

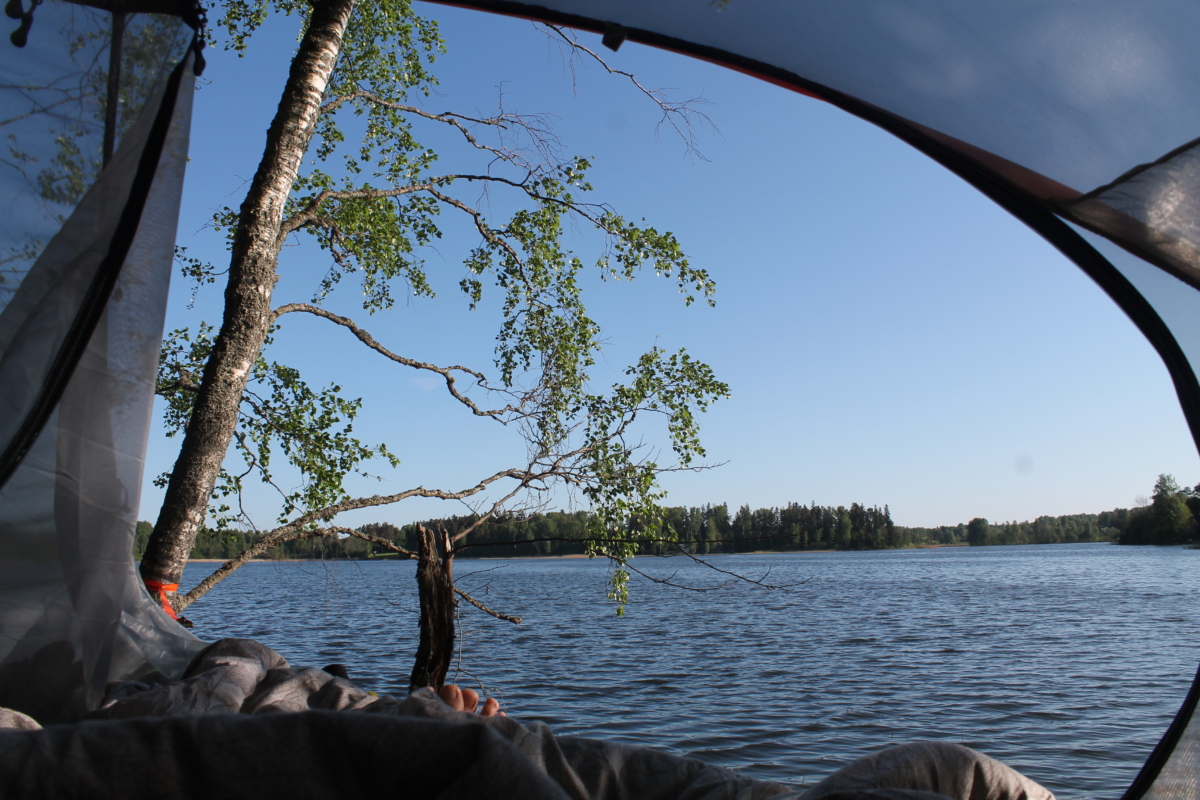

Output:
xmin=133 ymin=521 xmax=378 ymax=562
xmin=940 ymin=514 xmax=1112 ymax=547
xmin=134 ymin=483 xmax=1194 ymax=563
xmin=135 ymin=502 xmax=901 ymax=561
xmin=357 ymin=502 xmax=901 ymax=557
xmin=349 ymin=503 xmax=1118 ymax=556
xmin=946 ymin=473 xmax=1200 ymax=547
xmin=1115 ymin=474 xmax=1200 ymax=545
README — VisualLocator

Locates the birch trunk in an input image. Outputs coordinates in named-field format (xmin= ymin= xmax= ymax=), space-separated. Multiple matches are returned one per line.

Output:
xmin=139 ymin=0 xmax=357 ymax=599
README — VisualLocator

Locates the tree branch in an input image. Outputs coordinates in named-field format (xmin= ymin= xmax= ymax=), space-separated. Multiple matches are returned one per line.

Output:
xmin=279 ymin=179 xmax=438 ymax=238
xmin=536 ymin=23 xmax=718 ymax=161
xmin=278 ymin=169 xmax=594 ymax=242
xmin=669 ymin=544 xmax=811 ymax=590
xmin=454 ymin=587 xmax=522 ymax=624
xmin=319 ymin=90 xmax=560 ymax=168
xmin=272 ymin=302 xmax=525 ymax=419
xmin=338 ymin=526 xmax=415 ymax=558
xmin=446 ymin=473 xmax=542 ymax=547
xmin=622 ymin=560 xmax=736 ymax=592
xmin=177 ymin=468 xmax=528 ymax=611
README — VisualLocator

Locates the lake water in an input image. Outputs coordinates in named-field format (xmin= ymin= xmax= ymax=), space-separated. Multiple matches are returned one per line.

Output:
xmin=180 ymin=543 xmax=1200 ymax=799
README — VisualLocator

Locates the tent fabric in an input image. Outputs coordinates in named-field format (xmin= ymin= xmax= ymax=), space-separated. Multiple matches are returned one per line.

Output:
xmin=0 ymin=3 xmax=197 ymax=488
xmin=0 ymin=3 xmax=203 ymax=724
xmin=62 ymin=0 xmax=203 ymax=22
xmin=1144 ymin=704 xmax=1200 ymax=800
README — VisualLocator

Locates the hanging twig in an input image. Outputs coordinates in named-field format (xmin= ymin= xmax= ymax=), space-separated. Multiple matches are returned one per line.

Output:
xmin=536 ymin=22 xmax=719 ymax=161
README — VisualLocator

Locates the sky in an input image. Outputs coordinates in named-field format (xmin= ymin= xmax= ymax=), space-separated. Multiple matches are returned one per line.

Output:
xmin=138 ymin=2 xmax=1200 ymax=532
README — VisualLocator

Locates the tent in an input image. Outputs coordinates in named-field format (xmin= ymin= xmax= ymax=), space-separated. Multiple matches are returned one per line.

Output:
xmin=0 ymin=0 xmax=1196 ymax=796
xmin=0 ymin=0 xmax=205 ymax=724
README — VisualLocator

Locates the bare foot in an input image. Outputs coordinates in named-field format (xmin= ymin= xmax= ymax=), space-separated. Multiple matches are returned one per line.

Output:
xmin=437 ymin=684 xmax=504 ymax=717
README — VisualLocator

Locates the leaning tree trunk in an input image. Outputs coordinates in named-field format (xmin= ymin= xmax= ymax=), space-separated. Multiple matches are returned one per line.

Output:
xmin=409 ymin=525 xmax=456 ymax=690
xmin=139 ymin=0 xmax=357 ymax=609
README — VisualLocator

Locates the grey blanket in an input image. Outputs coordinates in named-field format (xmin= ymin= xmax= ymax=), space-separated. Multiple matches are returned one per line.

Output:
xmin=0 ymin=639 xmax=1056 ymax=800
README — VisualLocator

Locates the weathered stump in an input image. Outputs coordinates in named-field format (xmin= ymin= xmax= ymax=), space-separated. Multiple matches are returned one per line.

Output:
xmin=409 ymin=525 xmax=456 ymax=690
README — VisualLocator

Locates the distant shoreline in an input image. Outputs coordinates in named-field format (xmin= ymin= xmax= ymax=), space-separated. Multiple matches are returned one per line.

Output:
xmin=177 ymin=542 xmax=979 ymax=565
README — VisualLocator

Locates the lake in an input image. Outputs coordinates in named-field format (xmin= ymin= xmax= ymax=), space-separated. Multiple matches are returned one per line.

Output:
xmin=180 ymin=542 xmax=1200 ymax=799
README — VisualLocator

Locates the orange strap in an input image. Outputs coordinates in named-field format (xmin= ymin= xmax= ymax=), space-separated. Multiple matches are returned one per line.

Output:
xmin=143 ymin=580 xmax=180 ymax=620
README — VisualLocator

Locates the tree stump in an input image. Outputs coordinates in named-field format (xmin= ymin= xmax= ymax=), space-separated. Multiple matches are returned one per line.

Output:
xmin=409 ymin=524 xmax=455 ymax=690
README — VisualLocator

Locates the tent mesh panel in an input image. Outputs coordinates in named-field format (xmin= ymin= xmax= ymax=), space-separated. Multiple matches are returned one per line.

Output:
xmin=0 ymin=2 xmax=202 ymax=722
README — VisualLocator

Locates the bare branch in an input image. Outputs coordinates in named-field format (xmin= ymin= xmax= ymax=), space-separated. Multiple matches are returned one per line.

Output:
xmin=447 ymin=477 xmax=533 ymax=547
xmin=670 ymin=544 xmax=811 ymax=590
xmin=177 ymin=469 xmax=528 ymax=611
xmin=536 ymin=23 xmax=719 ymax=161
xmin=451 ymin=530 xmax=784 ymax=553
xmin=424 ymin=187 xmax=530 ymax=276
xmin=340 ymin=527 xmax=416 ymax=558
xmin=176 ymin=528 xmax=323 ymax=612
xmin=449 ymin=526 xmax=808 ymax=595
xmin=284 ymin=468 xmax=529 ymax=534
xmin=622 ymin=560 xmax=736 ymax=592
xmin=272 ymin=302 xmax=525 ymax=420
xmin=620 ymin=551 xmax=807 ymax=594
xmin=454 ymin=587 xmax=522 ymax=624
xmin=319 ymin=91 xmax=561 ymax=168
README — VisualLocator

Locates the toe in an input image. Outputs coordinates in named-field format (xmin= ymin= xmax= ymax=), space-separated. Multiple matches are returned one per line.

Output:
xmin=438 ymin=684 xmax=464 ymax=711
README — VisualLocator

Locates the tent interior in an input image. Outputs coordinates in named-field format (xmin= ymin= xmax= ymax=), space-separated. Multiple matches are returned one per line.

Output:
xmin=0 ymin=0 xmax=1197 ymax=797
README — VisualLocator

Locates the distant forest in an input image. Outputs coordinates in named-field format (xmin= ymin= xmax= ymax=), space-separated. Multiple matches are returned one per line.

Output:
xmin=134 ymin=481 xmax=1195 ymax=562
xmin=132 ymin=474 xmax=1198 ymax=563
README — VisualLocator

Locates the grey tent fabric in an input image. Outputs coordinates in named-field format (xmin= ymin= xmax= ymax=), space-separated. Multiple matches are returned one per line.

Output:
xmin=1059 ymin=139 xmax=1200 ymax=289
xmin=0 ymin=3 xmax=203 ymax=724
xmin=0 ymin=3 xmax=195 ymax=481
xmin=0 ymin=2 xmax=193 ymax=318
xmin=0 ymin=710 xmax=1057 ymax=800
xmin=62 ymin=0 xmax=201 ymax=18
xmin=1144 ymin=703 xmax=1200 ymax=800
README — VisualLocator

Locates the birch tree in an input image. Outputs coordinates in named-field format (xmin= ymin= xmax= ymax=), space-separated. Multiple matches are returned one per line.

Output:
xmin=141 ymin=0 xmax=727 ymax=686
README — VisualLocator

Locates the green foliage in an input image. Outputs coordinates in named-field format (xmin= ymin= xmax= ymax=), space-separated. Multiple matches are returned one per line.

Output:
xmin=911 ymin=514 xmax=1110 ymax=546
xmin=133 ymin=521 xmax=154 ymax=560
xmin=36 ymin=131 xmax=93 ymax=207
xmin=572 ymin=347 xmax=728 ymax=609
xmin=966 ymin=517 xmax=990 ymax=547
xmin=174 ymin=246 xmax=227 ymax=308
xmin=156 ymin=323 xmax=398 ymax=533
xmin=1118 ymin=474 xmax=1197 ymax=545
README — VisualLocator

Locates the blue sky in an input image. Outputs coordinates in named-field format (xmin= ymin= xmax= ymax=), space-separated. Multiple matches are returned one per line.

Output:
xmin=139 ymin=2 xmax=1200 ymax=531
